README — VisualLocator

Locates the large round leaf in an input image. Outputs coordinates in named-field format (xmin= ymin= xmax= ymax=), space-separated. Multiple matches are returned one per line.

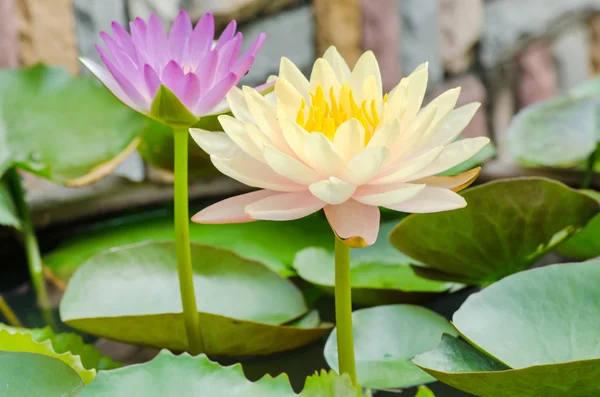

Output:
xmin=81 ymin=350 xmax=295 ymax=397
xmin=415 ymin=261 xmax=600 ymax=397
xmin=414 ymin=334 xmax=600 ymax=397
xmin=44 ymin=212 xmax=332 ymax=279
xmin=60 ymin=242 xmax=331 ymax=356
xmin=555 ymin=190 xmax=600 ymax=260
xmin=0 ymin=351 xmax=84 ymax=397
xmin=0 ymin=324 xmax=121 ymax=371
xmin=0 ymin=328 xmax=95 ymax=384
xmin=390 ymin=178 xmax=599 ymax=285
xmin=0 ymin=64 xmax=144 ymax=185
xmin=507 ymin=97 xmax=599 ymax=169
xmin=324 ymin=305 xmax=458 ymax=390
xmin=294 ymin=223 xmax=452 ymax=305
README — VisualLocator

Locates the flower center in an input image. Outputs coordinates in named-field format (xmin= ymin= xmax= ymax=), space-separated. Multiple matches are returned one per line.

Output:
xmin=296 ymin=83 xmax=387 ymax=142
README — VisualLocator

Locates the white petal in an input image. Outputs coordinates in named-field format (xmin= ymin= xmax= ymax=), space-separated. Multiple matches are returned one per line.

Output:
xmin=358 ymin=75 xmax=379 ymax=107
xmin=407 ymin=137 xmax=491 ymax=180
xmin=211 ymin=153 xmax=304 ymax=192
xmin=280 ymin=120 xmax=309 ymax=162
xmin=304 ymin=133 xmax=346 ymax=177
xmin=192 ymin=190 xmax=277 ymax=224
xmin=263 ymin=145 xmax=321 ymax=185
xmin=243 ymin=86 xmax=294 ymax=156
xmin=372 ymin=146 xmax=444 ymax=185
xmin=280 ymin=57 xmax=309 ymax=100
xmin=354 ymin=183 xmax=425 ymax=206
xmin=309 ymin=177 xmax=357 ymax=205
xmin=245 ymin=191 xmax=325 ymax=221
xmin=333 ymin=119 xmax=366 ymax=160
xmin=189 ymin=129 xmax=238 ymax=157
xmin=349 ymin=51 xmax=382 ymax=99
xmin=275 ymin=78 xmax=304 ymax=121
xmin=225 ymin=86 xmax=254 ymax=124
xmin=309 ymin=58 xmax=340 ymax=95
xmin=217 ymin=115 xmax=264 ymax=161
xmin=341 ymin=146 xmax=390 ymax=185
xmin=324 ymin=200 xmax=380 ymax=247
xmin=323 ymin=46 xmax=351 ymax=83
xmin=414 ymin=167 xmax=481 ymax=191
xmin=401 ymin=63 xmax=429 ymax=126
xmin=390 ymin=104 xmax=438 ymax=162
xmin=367 ymin=118 xmax=401 ymax=149
xmin=385 ymin=187 xmax=466 ymax=213
xmin=417 ymin=88 xmax=462 ymax=146
xmin=421 ymin=102 xmax=481 ymax=149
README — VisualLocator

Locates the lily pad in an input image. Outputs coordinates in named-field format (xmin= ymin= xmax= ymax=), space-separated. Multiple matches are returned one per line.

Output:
xmin=294 ymin=223 xmax=452 ymax=305
xmin=0 ymin=324 xmax=121 ymax=370
xmin=0 ymin=351 xmax=85 ymax=397
xmin=390 ymin=178 xmax=599 ymax=285
xmin=60 ymin=242 xmax=331 ymax=356
xmin=300 ymin=370 xmax=370 ymax=397
xmin=415 ymin=386 xmax=436 ymax=397
xmin=0 ymin=328 xmax=95 ymax=384
xmin=555 ymin=190 xmax=600 ymax=260
xmin=81 ymin=350 xmax=295 ymax=397
xmin=0 ymin=179 xmax=20 ymax=229
xmin=44 ymin=211 xmax=332 ymax=280
xmin=0 ymin=64 xmax=144 ymax=185
xmin=324 ymin=305 xmax=458 ymax=390
xmin=415 ymin=260 xmax=600 ymax=397
xmin=507 ymin=97 xmax=599 ymax=169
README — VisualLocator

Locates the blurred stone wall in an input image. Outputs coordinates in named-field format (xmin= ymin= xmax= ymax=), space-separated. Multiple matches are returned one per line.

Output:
xmin=1 ymin=0 xmax=600 ymax=194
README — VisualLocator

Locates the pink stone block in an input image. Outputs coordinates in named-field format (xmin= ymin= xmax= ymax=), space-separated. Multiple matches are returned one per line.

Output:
xmin=517 ymin=41 xmax=559 ymax=108
xmin=361 ymin=0 xmax=401 ymax=92
xmin=0 ymin=0 xmax=19 ymax=67
xmin=439 ymin=0 xmax=483 ymax=74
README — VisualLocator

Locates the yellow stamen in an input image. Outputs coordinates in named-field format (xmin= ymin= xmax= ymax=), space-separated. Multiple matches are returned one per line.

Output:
xmin=296 ymin=83 xmax=383 ymax=142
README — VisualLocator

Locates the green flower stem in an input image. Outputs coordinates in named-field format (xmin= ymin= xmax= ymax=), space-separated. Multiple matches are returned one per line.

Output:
xmin=7 ymin=168 xmax=53 ymax=327
xmin=0 ymin=294 xmax=22 ymax=327
xmin=581 ymin=144 xmax=599 ymax=189
xmin=173 ymin=128 xmax=203 ymax=354
xmin=334 ymin=235 xmax=357 ymax=384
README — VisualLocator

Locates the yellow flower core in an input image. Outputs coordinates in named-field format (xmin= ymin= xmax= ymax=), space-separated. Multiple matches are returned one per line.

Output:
xmin=296 ymin=83 xmax=388 ymax=141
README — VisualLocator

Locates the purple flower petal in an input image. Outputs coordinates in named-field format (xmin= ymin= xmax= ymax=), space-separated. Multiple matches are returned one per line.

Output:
xmin=231 ymin=55 xmax=255 ymax=81
xmin=179 ymin=72 xmax=202 ymax=109
xmin=195 ymin=72 xmax=237 ymax=115
xmin=97 ymin=45 xmax=149 ymax=110
xmin=161 ymin=60 xmax=185 ymax=97
xmin=214 ymin=33 xmax=242 ymax=82
xmin=245 ymin=32 xmax=267 ymax=57
xmin=143 ymin=64 xmax=161 ymax=98
xmin=215 ymin=20 xmax=237 ymax=50
xmin=189 ymin=12 xmax=214 ymax=64
xmin=130 ymin=18 xmax=150 ymax=67
xmin=195 ymin=49 xmax=218 ymax=87
xmin=147 ymin=14 xmax=169 ymax=69
xmin=169 ymin=10 xmax=192 ymax=62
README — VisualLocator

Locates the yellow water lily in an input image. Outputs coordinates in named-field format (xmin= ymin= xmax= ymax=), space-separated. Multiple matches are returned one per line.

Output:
xmin=191 ymin=46 xmax=489 ymax=247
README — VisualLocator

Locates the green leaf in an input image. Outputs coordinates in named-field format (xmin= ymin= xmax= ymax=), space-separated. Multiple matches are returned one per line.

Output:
xmin=0 ymin=324 xmax=120 ymax=371
xmin=0 ymin=328 xmax=95 ymax=384
xmin=0 ymin=351 xmax=84 ymax=397
xmin=44 ymin=211 xmax=332 ymax=280
xmin=80 ymin=350 xmax=296 ymax=397
xmin=324 ymin=305 xmax=458 ymax=390
xmin=390 ymin=178 xmax=599 ymax=285
xmin=415 ymin=386 xmax=436 ymax=397
xmin=555 ymin=190 xmax=600 ymax=260
xmin=507 ymin=97 xmax=599 ymax=169
xmin=60 ymin=242 xmax=331 ymax=356
xmin=149 ymin=85 xmax=199 ymax=129
xmin=0 ymin=64 xmax=144 ymax=185
xmin=300 ymin=370 xmax=371 ymax=397
xmin=137 ymin=119 xmax=221 ymax=179
xmin=453 ymin=260 xmax=600 ymax=368
xmin=294 ymin=222 xmax=452 ymax=305
xmin=0 ymin=178 xmax=20 ymax=229
xmin=439 ymin=140 xmax=496 ymax=176
xmin=414 ymin=334 xmax=600 ymax=397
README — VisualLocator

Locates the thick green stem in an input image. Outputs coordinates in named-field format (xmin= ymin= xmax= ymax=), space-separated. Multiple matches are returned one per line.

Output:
xmin=7 ymin=169 xmax=52 ymax=326
xmin=0 ymin=294 xmax=22 ymax=327
xmin=173 ymin=129 xmax=203 ymax=354
xmin=581 ymin=144 xmax=599 ymax=189
xmin=334 ymin=236 xmax=357 ymax=384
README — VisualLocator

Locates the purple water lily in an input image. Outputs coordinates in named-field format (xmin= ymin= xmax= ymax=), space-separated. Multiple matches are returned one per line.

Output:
xmin=82 ymin=11 xmax=265 ymax=120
